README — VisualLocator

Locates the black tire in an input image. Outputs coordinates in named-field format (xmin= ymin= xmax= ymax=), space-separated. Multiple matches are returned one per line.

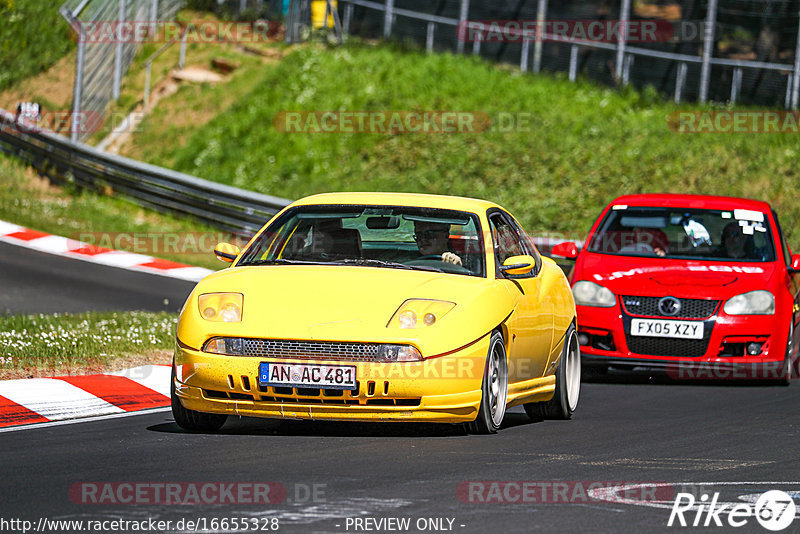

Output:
xmin=467 ymin=332 xmax=508 ymax=434
xmin=778 ymin=322 xmax=794 ymax=386
xmin=528 ymin=323 xmax=580 ymax=420
xmin=171 ymin=366 xmax=227 ymax=432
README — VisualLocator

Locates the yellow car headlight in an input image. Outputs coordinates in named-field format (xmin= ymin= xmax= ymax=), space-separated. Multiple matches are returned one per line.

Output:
xmin=198 ymin=293 xmax=244 ymax=322
xmin=387 ymin=299 xmax=455 ymax=329
xmin=204 ymin=337 xmax=244 ymax=355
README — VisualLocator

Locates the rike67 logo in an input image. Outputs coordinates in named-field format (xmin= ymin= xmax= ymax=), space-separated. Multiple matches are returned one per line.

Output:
xmin=668 ymin=490 xmax=797 ymax=530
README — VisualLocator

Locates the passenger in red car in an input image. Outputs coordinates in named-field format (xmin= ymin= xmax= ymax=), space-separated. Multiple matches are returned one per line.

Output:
xmin=720 ymin=222 xmax=755 ymax=260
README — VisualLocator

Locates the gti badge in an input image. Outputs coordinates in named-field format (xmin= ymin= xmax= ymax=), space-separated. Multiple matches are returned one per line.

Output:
xmin=658 ymin=296 xmax=681 ymax=316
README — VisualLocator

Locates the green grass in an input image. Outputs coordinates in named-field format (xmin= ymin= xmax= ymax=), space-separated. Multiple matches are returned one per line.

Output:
xmin=0 ymin=153 xmax=227 ymax=270
xmin=0 ymin=311 xmax=175 ymax=378
xmin=136 ymin=41 xmax=800 ymax=243
xmin=0 ymin=0 xmax=75 ymax=91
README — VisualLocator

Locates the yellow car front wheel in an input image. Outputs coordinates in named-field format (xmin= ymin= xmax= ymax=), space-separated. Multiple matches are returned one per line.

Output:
xmin=171 ymin=367 xmax=228 ymax=432
xmin=467 ymin=331 xmax=508 ymax=434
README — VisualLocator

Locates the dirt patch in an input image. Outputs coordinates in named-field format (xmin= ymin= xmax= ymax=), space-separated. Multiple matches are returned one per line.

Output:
xmin=0 ymin=349 xmax=172 ymax=380
xmin=173 ymin=66 xmax=225 ymax=83
xmin=0 ymin=52 xmax=76 ymax=114
xmin=634 ymin=3 xmax=682 ymax=21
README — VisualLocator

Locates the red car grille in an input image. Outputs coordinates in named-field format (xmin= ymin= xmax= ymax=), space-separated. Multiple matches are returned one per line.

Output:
xmin=621 ymin=296 xmax=719 ymax=319
xmin=625 ymin=336 xmax=710 ymax=357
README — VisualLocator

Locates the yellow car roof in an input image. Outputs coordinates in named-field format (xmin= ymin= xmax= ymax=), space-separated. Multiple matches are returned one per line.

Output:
xmin=293 ymin=192 xmax=502 ymax=214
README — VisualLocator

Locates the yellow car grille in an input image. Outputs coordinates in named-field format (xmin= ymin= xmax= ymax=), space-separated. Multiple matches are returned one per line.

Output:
xmin=242 ymin=339 xmax=381 ymax=362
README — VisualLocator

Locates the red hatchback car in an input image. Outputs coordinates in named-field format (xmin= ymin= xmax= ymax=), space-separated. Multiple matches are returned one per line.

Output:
xmin=552 ymin=194 xmax=800 ymax=383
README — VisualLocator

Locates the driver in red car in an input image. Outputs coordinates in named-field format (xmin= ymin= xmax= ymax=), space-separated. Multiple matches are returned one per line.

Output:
xmin=413 ymin=221 xmax=462 ymax=265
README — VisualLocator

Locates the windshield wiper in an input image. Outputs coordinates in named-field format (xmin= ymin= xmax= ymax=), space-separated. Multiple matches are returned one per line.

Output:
xmin=244 ymin=258 xmax=330 ymax=266
xmin=335 ymin=259 xmax=444 ymax=273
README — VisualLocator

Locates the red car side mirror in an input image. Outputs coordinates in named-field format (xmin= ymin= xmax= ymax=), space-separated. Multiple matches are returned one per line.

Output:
xmin=790 ymin=254 xmax=800 ymax=272
xmin=551 ymin=241 xmax=579 ymax=259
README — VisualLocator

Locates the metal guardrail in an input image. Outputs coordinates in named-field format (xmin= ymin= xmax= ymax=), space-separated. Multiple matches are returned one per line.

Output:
xmin=0 ymin=109 xmax=291 ymax=236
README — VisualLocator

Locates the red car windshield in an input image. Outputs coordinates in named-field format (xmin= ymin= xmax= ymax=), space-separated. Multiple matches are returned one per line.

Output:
xmin=587 ymin=206 xmax=776 ymax=262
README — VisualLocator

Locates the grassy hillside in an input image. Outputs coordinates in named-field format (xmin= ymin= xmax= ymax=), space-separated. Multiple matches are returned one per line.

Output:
xmin=0 ymin=0 xmax=75 ymax=91
xmin=136 ymin=41 xmax=799 ymax=241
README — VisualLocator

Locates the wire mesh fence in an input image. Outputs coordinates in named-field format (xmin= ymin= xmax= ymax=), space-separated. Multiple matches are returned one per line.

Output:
xmin=335 ymin=0 xmax=800 ymax=108
xmin=59 ymin=0 xmax=186 ymax=142
xmin=187 ymin=0 xmax=286 ymax=19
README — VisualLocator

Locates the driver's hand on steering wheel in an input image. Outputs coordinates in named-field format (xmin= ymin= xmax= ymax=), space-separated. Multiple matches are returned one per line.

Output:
xmin=441 ymin=252 xmax=462 ymax=265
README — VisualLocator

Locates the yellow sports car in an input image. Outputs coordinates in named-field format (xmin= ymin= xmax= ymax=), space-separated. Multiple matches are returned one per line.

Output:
xmin=172 ymin=193 xmax=579 ymax=433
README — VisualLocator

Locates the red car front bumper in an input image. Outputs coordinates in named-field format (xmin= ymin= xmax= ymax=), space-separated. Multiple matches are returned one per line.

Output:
xmin=577 ymin=300 xmax=791 ymax=381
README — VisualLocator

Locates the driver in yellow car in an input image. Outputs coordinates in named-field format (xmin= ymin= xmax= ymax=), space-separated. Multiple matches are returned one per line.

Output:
xmin=413 ymin=221 xmax=462 ymax=265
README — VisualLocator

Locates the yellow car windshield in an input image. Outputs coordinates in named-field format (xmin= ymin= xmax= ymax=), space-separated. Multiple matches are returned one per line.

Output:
xmin=237 ymin=205 xmax=486 ymax=277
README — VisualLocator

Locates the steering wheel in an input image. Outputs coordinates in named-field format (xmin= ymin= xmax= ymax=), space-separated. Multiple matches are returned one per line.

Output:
xmin=416 ymin=254 xmax=444 ymax=260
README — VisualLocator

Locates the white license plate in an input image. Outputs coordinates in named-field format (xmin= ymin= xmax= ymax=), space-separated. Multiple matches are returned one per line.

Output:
xmin=630 ymin=319 xmax=704 ymax=339
xmin=259 ymin=362 xmax=357 ymax=390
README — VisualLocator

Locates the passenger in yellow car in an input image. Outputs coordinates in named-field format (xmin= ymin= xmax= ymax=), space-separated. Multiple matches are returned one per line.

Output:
xmin=413 ymin=221 xmax=462 ymax=265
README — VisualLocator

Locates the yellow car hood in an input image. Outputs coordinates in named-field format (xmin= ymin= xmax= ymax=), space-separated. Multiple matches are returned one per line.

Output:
xmin=179 ymin=265 xmax=513 ymax=356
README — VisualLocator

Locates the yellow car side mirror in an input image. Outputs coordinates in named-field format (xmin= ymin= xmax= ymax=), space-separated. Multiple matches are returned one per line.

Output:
xmin=500 ymin=255 xmax=536 ymax=276
xmin=214 ymin=242 xmax=241 ymax=263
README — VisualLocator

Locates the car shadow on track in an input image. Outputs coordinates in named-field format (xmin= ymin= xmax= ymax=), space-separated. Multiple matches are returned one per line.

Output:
xmin=582 ymin=368 xmax=790 ymax=388
xmin=147 ymin=409 xmax=539 ymax=437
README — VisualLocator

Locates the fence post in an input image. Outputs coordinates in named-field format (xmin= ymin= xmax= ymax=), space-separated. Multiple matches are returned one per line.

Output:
xmin=71 ymin=28 xmax=87 ymax=142
xmin=730 ymin=67 xmax=742 ymax=104
xmin=144 ymin=63 xmax=152 ymax=106
xmin=179 ymin=30 xmax=188 ymax=69
xmin=426 ymin=22 xmax=435 ymax=52
xmin=383 ymin=0 xmax=394 ymax=39
xmin=456 ymin=0 xmax=469 ymax=54
xmin=615 ymin=0 xmax=631 ymax=85
xmin=343 ymin=3 xmax=353 ymax=34
xmin=521 ymin=39 xmax=530 ymax=72
xmin=792 ymin=8 xmax=800 ymax=109
xmin=533 ymin=0 xmax=547 ymax=73
xmin=569 ymin=44 xmax=578 ymax=81
xmin=699 ymin=0 xmax=718 ymax=103
xmin=674 ymin=62 xmax=687 ymax=103
xmin=150 ymin=0 xmax=158 ymax=38
xmin=113 ymin=0 xmax=127 ymax=101
xmin=622 ymin=54 xmax=633 ymax=85
xmin=240 ymin=0 xmax=247 ymax=13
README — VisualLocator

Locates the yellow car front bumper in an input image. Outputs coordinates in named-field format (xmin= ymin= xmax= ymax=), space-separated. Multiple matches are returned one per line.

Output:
xmin=173 ymin=336 xmax=491 ymax=423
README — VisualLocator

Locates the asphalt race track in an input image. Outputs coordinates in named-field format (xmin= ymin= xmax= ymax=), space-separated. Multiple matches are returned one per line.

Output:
xmin=1 ymin=243 xmax=799 ymax=533
xmin=0 ymin=241 xmax=196 ymax=314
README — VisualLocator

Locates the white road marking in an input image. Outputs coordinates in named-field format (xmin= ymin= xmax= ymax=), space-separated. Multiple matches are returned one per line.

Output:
xmin=0 ymin=378 xmax=124 ymax=420
xmin=107 ymin=365 xmax=172 ymax=397
xmin=0 ymin=221 xmax=23 ymax=235
xmin=25 ymin=235 xmax=81 ymax=254
xmin=0 ymin=407 xmax=172 ymax=433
